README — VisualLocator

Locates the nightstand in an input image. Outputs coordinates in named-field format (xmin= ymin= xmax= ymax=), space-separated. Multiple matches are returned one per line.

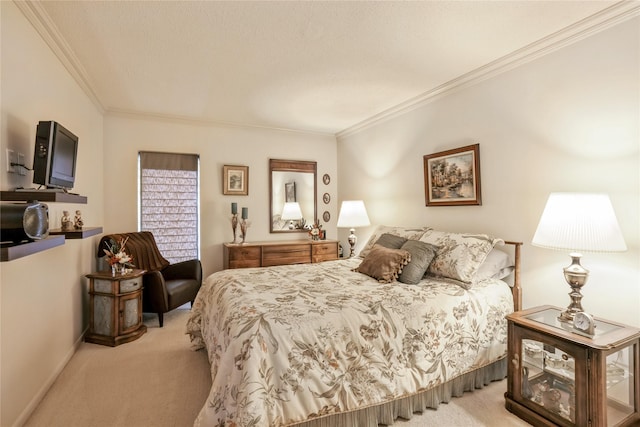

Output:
xmin=85 ymin=269 xmax=147 ymax=347
xmin=505 ymin=305 xmax=640 ymax=426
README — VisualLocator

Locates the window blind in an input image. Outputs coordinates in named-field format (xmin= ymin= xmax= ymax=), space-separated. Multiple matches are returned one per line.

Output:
xmin=139 ymin=151 xmax=199 ymax=264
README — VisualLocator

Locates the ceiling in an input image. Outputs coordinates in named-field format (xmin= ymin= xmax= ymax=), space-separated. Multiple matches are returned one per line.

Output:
xmin=20 ymin=1 xmax=635 ymax=136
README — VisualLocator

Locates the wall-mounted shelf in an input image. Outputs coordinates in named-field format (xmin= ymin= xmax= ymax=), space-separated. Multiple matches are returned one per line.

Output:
xmin=0 ymin=191 xmax=87 ymax=204
xmin=1 ymin=235 xmax=65 ymax=262
xmin=1 ymin=192 xmax=98 ymax=260
xmin=49 ymin=226 xmax=103 ymax=239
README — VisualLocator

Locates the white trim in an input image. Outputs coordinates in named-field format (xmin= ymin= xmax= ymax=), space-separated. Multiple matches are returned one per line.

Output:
xmin=337 ymin=1 xmax=640 ymax=139
xmin=15 ymin=0 xmax=105 ymax=114
xmin=106 ymin=108 xmax=335 ymax=137
xmin=13 ymin=329 xmax=86 ymax=427
xmin=15 ymin=0 xmax=639 ymax=139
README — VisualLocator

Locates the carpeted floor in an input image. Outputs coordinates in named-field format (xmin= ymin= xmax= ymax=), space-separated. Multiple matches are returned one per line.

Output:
xmin=24 ymin=309 xmax=530 ymax=427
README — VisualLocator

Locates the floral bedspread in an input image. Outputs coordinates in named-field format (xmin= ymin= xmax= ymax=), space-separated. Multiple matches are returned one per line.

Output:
xmin=186 ymin=258 xmax=514 ymax=427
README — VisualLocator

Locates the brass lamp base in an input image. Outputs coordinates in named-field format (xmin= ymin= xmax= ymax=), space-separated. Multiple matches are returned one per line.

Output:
xmin=558 ymin=252 xmax=589 ymax=323
xmin=347 ymin=228 xmax=357 ymax=257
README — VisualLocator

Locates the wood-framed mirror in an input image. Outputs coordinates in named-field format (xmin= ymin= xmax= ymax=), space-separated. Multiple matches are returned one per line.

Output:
xmin=270 ymin=159 xmax=317 ymax=233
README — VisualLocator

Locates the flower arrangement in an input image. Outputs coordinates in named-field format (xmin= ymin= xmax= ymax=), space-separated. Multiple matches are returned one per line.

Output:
xmin=103 ymin=237 xmax=134 ymax=274
xmin=308 ymin=220 xmax=324 ymax=241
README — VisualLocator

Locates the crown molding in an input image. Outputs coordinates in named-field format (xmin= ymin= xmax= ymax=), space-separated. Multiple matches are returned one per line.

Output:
xmin=15 ymin=0 xmax=639 ymax=140
xmin=337 ymin=1 xmax=640 ymax=140
xmin=106 ymin=108 xmax=335 ymax=137
xmin=15 ymin=1 xmax=330 ymax=137
xmin=15 ymin=1 xmax=105 ymax=114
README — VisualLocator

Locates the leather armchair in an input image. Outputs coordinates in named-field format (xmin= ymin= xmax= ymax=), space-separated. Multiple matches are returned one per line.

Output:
xmin=97 ymin=231 xmax=202 ymax=327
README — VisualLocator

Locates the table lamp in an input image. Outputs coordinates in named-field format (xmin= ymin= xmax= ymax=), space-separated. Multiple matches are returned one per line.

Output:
xmin=337 ymin=200 xmax=370 ymax=257
xmin=281 ymin=202 xmax=303 ymax=229
xmin=532 ymin=193 xmax=627 ymax=322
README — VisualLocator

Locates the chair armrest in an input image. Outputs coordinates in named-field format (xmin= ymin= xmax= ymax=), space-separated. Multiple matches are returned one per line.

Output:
xmin=162 ymin=259 xmax=202 ymax=284
xmin=143 ymin=270 xmax=170 ymax=311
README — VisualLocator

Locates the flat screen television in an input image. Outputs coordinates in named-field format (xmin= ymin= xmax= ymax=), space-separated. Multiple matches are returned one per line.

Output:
xmin=32 ymin=121 xmax=78 ymax=190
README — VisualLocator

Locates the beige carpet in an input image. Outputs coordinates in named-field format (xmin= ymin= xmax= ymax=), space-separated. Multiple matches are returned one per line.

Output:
xmin=25 ymin=309 xmax=530 ymax=427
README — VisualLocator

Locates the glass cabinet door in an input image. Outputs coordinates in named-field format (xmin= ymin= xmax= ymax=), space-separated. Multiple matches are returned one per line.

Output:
xmin=522 ymin=338 xmax=577 ymax=423
xmin=606 ymin=344 xmax=636 ymax=426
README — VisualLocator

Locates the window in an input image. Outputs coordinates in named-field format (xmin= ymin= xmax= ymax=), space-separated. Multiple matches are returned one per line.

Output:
xmin=139 ymin=151 xmax=199 ymax=263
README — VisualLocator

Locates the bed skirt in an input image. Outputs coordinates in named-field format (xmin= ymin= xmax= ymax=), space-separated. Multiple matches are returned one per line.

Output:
xmin=292 ymin=357 xmax=507 ymax=427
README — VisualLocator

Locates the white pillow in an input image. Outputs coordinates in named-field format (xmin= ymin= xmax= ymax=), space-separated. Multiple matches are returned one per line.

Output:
xmin=475 ymin=248 xmax=514 ymax=282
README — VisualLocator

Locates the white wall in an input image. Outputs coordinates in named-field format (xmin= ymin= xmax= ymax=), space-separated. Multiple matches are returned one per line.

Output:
xmin=2 ymin=3 xmax=637 ymax=426
xmin=1 ymin=3 xmax=337 ymax=424
xmin=337 ymin=17 xmax=640 ymax=325
xmin=103 ymin=115 xmax=337 ymax=278
xmin=1 ymin=2 xmax=105 ymax=426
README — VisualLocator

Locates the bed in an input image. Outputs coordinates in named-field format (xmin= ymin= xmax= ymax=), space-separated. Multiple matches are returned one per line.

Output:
xmin=186 ymin=226 xmax=522 ymax=427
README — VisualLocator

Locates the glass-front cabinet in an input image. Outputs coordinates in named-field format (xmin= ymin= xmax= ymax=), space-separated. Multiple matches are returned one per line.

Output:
xmin=505 ymin=305 xmax=640 ymax=427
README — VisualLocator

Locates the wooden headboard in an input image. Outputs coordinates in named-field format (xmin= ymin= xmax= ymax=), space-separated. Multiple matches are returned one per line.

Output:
xmin=504 ymin=241 xmax=523 ymax=312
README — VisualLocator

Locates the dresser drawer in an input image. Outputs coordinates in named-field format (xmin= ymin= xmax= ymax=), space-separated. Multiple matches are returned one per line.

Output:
xmin=312 ymin=241 xmax=339 ymax=263
xmin=119 ymin=276 xmax=142 ymax=293
xmin=262 ymin=244 xmax=311 ymax=266
xmin=224 ymin=240 xmax=339 ymax=269
xmin=228 ymin=259 xmax=261 ymax=269
xmin=93 ymin=276 xmax=143 ymax=294
xmin=226 ymin=246 xmax=261 ymax=269
xmin=228 ymin=246 xmax=260 ymax=260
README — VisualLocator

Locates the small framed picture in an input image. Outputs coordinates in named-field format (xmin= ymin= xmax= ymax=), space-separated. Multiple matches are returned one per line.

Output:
xmin=285 ymin=182 xmax=296 ymax=202
xmin=423 ymin=144 xmax=481 ymax=206
xmin=323 ymin=193 xmax=331 ymax=204
xmin=223 ymin=165 xmax=249 ymax=196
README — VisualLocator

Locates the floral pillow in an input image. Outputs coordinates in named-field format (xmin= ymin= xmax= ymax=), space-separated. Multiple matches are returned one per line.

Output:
xmin=359 ymin=225 xmax=431 ymax=258
xmin=354 ymin=244 xmax=412 ymax=283
xmin=419 ymin=230 xmax=504 ymax=286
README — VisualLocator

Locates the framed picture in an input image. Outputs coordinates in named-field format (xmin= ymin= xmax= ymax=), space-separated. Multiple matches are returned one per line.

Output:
xmin=423 ymin=144 xmax=481 ymax=206
xmin=223 ymin=165 xmax=249 ymax=196
xmin=285 ymin=182 xmax=296 ymax=202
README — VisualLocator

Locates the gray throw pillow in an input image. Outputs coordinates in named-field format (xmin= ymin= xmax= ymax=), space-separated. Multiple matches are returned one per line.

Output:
xmin=398 ymin=240 xmax=437 ymax=284
xmin=375 ymin=233 xmax=408 ymax=249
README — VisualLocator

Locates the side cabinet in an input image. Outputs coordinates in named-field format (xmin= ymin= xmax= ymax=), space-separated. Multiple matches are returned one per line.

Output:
xmin=85 ymin=269 xmax=147 ymax=347
xmin=505 ymin=305 xmax=640 ymax=426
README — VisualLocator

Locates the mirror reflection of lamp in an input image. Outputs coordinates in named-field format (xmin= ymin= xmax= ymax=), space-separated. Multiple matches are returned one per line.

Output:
xmin=337 ymin=200 xmax=370 ymax=257
xmin=281 ymin=202 xmax=303 ymax=230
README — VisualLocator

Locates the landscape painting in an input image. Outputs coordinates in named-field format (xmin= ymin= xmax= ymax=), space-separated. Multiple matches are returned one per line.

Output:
xmin=424 ymin=144 xmax=481 ymax=206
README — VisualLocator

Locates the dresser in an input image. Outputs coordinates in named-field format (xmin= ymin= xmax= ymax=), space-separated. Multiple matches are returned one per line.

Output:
xmin=223 ymin=240 xmax=339 ymax=269
xmin=84 ymin=269 xmax=147 ymax=346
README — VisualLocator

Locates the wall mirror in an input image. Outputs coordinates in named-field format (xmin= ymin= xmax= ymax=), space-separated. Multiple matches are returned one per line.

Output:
xmin=270 ymin=159 xmax=317 ymax=233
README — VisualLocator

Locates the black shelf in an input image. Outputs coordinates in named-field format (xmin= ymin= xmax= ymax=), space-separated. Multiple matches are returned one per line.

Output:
xmin=49 ymin=226 xmax=103 ymax=239
xmin=1 ymin=193 xmax=98 ymax=260
xmin=1 ymin=235 xmax=65 ymax=262
xmin=0 ymin=190 xmax=87 ymax=204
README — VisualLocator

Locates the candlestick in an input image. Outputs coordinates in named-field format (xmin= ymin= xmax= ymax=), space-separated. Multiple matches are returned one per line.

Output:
xmin=231 ymin=202 xmax=237 ymax=215
xmin=240 ymin=219 xmax=249 ymax=243
xmin=241 ymin=207 xmax=248 ymax=220
xmin=231 ymin=213 xmax=238 ymax=243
